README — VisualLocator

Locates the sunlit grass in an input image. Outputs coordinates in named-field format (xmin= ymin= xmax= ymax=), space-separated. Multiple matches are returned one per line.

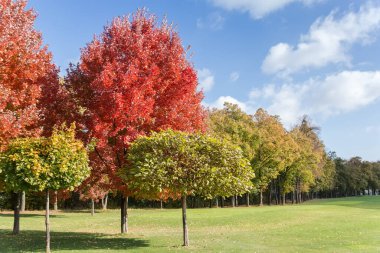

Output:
xmin=1 ymin=196 xmax=379 ymax=252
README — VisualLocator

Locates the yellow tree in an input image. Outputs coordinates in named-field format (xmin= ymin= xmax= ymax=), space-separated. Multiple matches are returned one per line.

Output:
xmin=251 ymin=108 xmax=288 ymax=206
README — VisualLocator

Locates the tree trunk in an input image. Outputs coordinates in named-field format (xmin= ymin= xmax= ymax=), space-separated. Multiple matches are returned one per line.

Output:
xmin=102 ymin=194 xmax=108 ymax=210
xmin=181 ymin=195 xmax=189 ymax=246
xmin=53 ymin=191 xmax=58 ymax=211
xmin=235 ymin=195 xmax=238 ymax=206
xmin=91 ymin=199 xmax=95 ymax=216
xmin=160 ymin=200 xmax=163 ymax=209
xmin=246 ymin=193 xmax=250 ymax=207
xmin=282 ymin=193 xmax=286 ymax=205
xmin=121 ymin=196 xmax=128 ymax=233
xmin=292 ymin=190 xmax=295 ymax=204
xmin=268 ymin=184 xmax=272 ymax=205
xmin=221 ymin=197 xmax=224 ymax=208
xmin=45 ymin=190 xmax=51 ymax=253
xmin=21 ymin=191 xmax=26 ymax=212
xmin=259 ymin=189 xmax=263 ymax=206
xmin=13 ymin=192 xmax=21 ymax=235
xmin=231 ymin=196 xmax=235 ymax=207
xmin=215 ymin=197 xmax=219 ymax=208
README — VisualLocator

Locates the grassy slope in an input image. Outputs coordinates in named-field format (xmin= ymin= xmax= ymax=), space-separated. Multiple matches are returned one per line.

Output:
xmin=0 ymin=196 xmax=379 ymax=252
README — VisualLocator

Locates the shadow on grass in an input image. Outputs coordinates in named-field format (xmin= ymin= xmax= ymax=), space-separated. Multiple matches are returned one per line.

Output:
xmin=0 ymin=229 xmax=150 ymax=252
xmin=0 ymin=213 xmax=65 ymax=218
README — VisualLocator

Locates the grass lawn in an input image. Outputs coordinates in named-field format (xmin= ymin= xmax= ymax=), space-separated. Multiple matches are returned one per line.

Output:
xmin=1 ymin=196 xmax=379 ymax=252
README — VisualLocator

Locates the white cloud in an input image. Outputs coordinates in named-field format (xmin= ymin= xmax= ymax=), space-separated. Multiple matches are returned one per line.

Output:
xmin=210 ymin=0 xmax=321 ymax=19
xmin=251 ymin=71 xmax=380 ymax=127
xmin=197 ymin=68 xmax=215 ymax=92
xmin=262 ymin=2 xmax=380 ymax=76
xmin=210 ymin=96 xmax=249 ymax=111
xmin=229 ymin=71 xmax=240 ymax=82
xmin=197 ymin=12 xmax=225 ymax=31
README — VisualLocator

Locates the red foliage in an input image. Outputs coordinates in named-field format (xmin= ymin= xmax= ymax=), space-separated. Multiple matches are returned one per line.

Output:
xmin=67 ymin=10 xmax=206 ymax=195
xmin=0 ymin=0 xmax=58 ymax=149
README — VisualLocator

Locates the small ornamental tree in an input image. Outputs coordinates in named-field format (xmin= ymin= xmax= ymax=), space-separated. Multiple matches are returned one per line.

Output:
xmin=0 ymin=125 xmax=90 ymax=253
xmin=120 ymin=130 xmax=254 ymax=246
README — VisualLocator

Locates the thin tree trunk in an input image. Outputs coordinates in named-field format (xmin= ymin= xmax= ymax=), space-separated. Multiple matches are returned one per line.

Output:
xmin=259 ymin=189 xmax=263 ymax=206
xmin=160 ymin=200 xmax=163 ymax=209
xmin=45 ymin=190 xmax=50 ymax=253
xmin=291 ymin=190 xmax=294 ymax=204
xmin=102 ymin=194 xmax=108 ymax=210
xmin=181 ymin=195 xmax=189 ymax=246
xmin=121 ymin=196 xmax=128 ymax=233
xmin=91 ymin=199 xmax=95 ymax=216
xmin=13 ymin=192 xmax=21 ymax=235
xmin=235 ymin=195 xmax=238 ymax=206
xmin=231 ymin=196 xmax=235 ymax=207
xmin=221 ymin=197 xmax=224 ymax=208
xmin=246 ymin=193 xmax=250 ymax=207
xmin=21 ymin=191 xmax=26 ymax=212
xmin=269 ymin=183 xmax=272 ymax=206
xmin=215 ymin=197 xmax=219 ymax=208
xmin=53 ymin=191 xmax=58 ymax=211
xmin=282 ymin=193 xmax=285 ymax=205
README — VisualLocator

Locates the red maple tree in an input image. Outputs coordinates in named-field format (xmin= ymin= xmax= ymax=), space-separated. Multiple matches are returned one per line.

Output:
xmin=66 ymin=10 xmax=206 ymax=232
xmin=0 ymin=0 xmax=59 ymax=234
xmin=0 ymin=0 xmax=58 ymax=149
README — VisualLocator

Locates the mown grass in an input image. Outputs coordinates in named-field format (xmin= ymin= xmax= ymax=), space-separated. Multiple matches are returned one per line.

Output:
xmin=0 ymin=196 xmax=379 ymax=252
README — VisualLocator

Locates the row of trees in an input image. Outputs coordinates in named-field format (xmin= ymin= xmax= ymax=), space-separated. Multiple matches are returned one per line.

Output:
xmin=208 ymin=103 xmax=336 ymax=206
xmin=335 ymin=156 xmax=380 ymax=197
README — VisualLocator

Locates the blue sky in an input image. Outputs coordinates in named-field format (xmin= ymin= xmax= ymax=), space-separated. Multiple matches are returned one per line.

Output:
xmin=27 ymin=0 xmax=380 ymax=161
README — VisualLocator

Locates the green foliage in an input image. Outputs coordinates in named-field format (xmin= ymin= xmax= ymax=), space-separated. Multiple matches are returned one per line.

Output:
xmin=208 ymin=102 xmax=257 ymax=159
xmin=0 ymin=124 xmax=90 ymax=192
xmin=120 ymin=130 xmax=254 ymax=200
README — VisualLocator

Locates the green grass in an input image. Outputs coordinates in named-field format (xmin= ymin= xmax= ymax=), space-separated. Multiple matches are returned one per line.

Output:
xmin=1 ymin=196 xmax=380 ymax=252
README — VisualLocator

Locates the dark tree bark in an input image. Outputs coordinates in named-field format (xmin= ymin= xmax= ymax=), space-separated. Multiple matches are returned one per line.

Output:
xmin=181 ymin=195 xmax=189 ymax=246
xmin=160 ymin=199 xmax=163 ymax=209
xmin=45 ymin=190 xmax=50 ymax=253
xmin=12 ymin=192 xmax=21 ymax=235
xmin=102 ymin=194 xmax=108 ymax=210
xmin=91 ymin=199 xmax=95 ymax=216
xmin=21 ymin=191 xmax=26 ymax=212
xmin=121 ymin=196 xmax=128 ymax=233
xmin=53 ymin=191 xmax=58 ymax=211
xmin=269 ymin=183 xmax=272 ymax=206
xmin=292 ymin=190 xmax=295 ymax=204
xmin=221 ymin=197 xmax=224 ymax=208
xmin=246 ymin=193 xmax=250 ymax=207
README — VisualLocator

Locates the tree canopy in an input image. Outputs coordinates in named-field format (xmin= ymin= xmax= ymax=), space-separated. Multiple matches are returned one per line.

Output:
xmin=121 ymin=130 xmax=254 ymax=200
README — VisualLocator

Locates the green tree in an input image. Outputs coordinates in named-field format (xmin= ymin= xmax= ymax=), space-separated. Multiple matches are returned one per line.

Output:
xmin=0 ymin=125 xmax=90 ymax=253
xmin=120 ymin=130 xmax=254 ymax=246
xmin=208 ymin=103 xmax=257 ymax=206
